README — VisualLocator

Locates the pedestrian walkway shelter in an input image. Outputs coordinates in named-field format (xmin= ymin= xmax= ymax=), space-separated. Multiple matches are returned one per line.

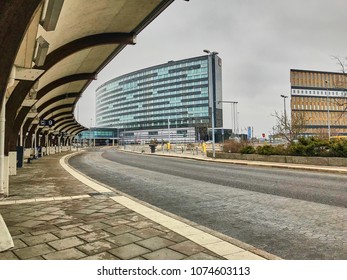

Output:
xmin=0 ymin=0 xmax=175 ymax=196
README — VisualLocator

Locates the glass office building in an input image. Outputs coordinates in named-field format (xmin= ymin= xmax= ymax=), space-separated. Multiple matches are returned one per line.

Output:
xmin=95 ymin=55 xmax=223 ymax=143
xmin=76 ymin=127 xmax=118 ymax=146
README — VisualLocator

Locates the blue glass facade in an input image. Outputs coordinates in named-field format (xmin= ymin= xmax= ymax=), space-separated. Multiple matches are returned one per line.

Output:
xmin=95 ymin=55 xmax=223 ymax=141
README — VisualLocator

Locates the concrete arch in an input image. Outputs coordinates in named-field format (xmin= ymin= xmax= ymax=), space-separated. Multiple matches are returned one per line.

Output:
xmin=59 ymin=122 xmax=80 ymax=133
xmin=23 ymin=93 xmax=80 ymax=134
xmin=5 ymin=31 xmax=134 ymax=154
xmin=54 ymin=119 xmax=76 ymax=131
xmin=0 ymin=0 xmax=42 ymax=107
xmin=27 ymin=110 xmax=73 ymax=138
xmin=6 ymin=32 xmax=134 ymax=135
xmin=6 ymin=74 xmax=94 ymax=152
xmin=69 ymin=126 xmax=86 ymax=136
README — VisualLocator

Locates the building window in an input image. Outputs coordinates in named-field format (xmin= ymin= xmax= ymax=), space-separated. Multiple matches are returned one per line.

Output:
xmin=148 ymin=131 xmax=158 ymax=136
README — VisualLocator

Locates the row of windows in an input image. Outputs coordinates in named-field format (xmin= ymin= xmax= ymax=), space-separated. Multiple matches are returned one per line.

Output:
xmin=98 ymin=110 xmax=209 ymax=123
xmin=96 ymin=93 xmax=208 ymax=115
xmin=96 ymin=80 xmax=208 ymax=107
xmin=292 ymin=96 xmax=347 ymax=102
xmin=292 ymin=89 xmax=346 ymax=97
xmin=97 ymin=98 xmax=209 ymax=118
xmin=296 ymin=111 xmax=346 ymax=118
xmin=97 ymin=76 xmax=208 ymax=103
xmin=97 ymin=93 xmax=209 ymax=117
xmin=120 ymin=72 xmax=207 ymax=91
xmin=97 ymin=116 xmax=210 ymax=130
xmin=99 ymin=59 xmax=208 ymax=93
xmin=98 ymin=105 xmax=209 ymax=122
xmin=304 ymin=119 xmax=346 ymax=125
xmin=97 ymin=85 xmax=208 ymax=106
xmin=293 ymin=104 xmax=345 ymax=111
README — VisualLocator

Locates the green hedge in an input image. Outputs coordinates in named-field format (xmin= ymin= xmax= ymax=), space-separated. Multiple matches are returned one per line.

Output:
xmin=226 ymin=138 xmax=347 ymax=157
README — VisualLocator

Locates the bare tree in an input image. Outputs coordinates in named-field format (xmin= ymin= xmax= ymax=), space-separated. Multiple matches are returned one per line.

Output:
xmin=330 ymin=56 xmax=347 ymax=124
xmin=273 ymin=111 xmax=309 ymax=144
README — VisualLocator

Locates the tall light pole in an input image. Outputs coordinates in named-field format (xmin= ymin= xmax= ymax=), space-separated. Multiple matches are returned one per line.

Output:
xmin=325 ymin=80 xmax=331 ymax=140
xmin=204 ymin=49 xmax=218 ymax=158
xmin=168 ymin=117 xmax=171 ymax=143
xmin=280 ymin=95 xmax=288 ymax=132
xmin=218 ymin=101 xmax=238 ymax=135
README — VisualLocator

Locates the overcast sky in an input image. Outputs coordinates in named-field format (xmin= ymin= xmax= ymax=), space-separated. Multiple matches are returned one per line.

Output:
xmin=76 ymin=0 xmax=346 ymax=137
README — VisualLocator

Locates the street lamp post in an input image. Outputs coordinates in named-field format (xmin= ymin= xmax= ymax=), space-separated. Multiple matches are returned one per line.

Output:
xmin=325 ymin=81 xmax=331 ymax=140
xmin=218 ymin=100 xmax=238 ymax=135
xmin=204 ymin=49 xmax=218 ymax=158
xmin=280 ymin=95 xmax=288 ymax=133
xmin=168 ymin=117 xmax=171 ymax=143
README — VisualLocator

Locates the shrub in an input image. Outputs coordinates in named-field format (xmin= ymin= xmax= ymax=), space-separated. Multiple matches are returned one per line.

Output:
xmin=273 ymin=144 xmax=288 ymax=155
xmin=289 ymin=137 xmax=335 ymax=157
xmin=288 ymin=143 xmax=307 ymax=156
xmin=256 ymin=145 xmax=276 ymax=155
xmin=329 ymin=139 xmax=347 ymax=157
xmin=221 ymin=137 xmax=347 ymax=157
xmin=223 ymin=140 xmax=244 ymax=153
xmin=240 ymin=145 xmax=255 ymax=154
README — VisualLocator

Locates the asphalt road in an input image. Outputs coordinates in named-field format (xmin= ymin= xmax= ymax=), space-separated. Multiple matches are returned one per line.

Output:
xmin=69 ymin=149 xmax=347 ymax=259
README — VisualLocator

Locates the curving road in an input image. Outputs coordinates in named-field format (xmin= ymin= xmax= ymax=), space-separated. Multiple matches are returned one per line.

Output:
xmin=69 ymin=149 xmax=347 ymax=259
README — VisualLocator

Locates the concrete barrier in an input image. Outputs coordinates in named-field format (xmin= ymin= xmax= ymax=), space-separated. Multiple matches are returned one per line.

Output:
xmin=208 ymin=152 xmax=347 ymax=167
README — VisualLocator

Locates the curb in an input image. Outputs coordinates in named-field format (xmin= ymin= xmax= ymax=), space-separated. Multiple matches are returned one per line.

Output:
xmin=65 ymin=151 xmax=281 ymax=260
xmin=117 ymin=149 xmax=347 ymax=175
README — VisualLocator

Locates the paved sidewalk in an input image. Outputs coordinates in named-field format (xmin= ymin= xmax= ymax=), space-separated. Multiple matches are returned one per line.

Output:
xmin=0 ymin=151 xmax=278 ymax=260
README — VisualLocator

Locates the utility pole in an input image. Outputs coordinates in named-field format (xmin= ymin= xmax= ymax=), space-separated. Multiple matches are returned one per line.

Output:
xmin=280 ymin=94 xmax=288 ymax=134
xmin=325 ymin=81 xmax=331 ymax=140
xmin=204 ymin=49 xmax=219 ymax=158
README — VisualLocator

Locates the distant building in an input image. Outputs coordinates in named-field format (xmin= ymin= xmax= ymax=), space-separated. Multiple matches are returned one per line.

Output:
xmin=77 ymin=127 xmax=118 ymax=146
xmin=290 ymin=69 xmax=347 ymax=137
xmin=95 ymin=55 xmax=223 ymax=143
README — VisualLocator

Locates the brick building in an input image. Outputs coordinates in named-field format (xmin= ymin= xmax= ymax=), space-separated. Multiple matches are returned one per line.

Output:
xmin=290 ymin=69 xmax=347 ymax=137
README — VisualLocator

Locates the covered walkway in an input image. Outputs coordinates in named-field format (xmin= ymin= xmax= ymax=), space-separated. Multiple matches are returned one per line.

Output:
xmin=0 ymin=0 xmax=175 ymax=196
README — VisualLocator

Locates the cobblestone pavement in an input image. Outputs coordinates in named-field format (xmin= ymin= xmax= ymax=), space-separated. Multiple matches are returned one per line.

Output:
xmin=0 ymin=151 xmax=273 ymax=260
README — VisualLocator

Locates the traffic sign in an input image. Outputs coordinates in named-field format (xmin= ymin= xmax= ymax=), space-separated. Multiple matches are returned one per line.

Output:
xmin=39 ymin=119 xmax=55 ymax=127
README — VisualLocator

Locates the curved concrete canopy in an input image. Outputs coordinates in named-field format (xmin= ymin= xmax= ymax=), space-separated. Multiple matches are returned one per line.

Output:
xmin=53 ymin=118 xmax=75 ymax=130
xmin=23 ymin=95 xmax=79 ymax=131
xmin=69 ymin=126 xmax=86 ymax=136
xmin=27 ymin=110 xmax=72 ymax=134
xmin=1 ymin=0 xmax=175 ymax=154
xmin=59 ymin=120 xmax=79 ymax=131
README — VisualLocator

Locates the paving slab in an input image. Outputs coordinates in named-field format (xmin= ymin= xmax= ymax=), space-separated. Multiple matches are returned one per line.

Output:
xmin=81 ymin=252 xmax=120 ymax=260
xmin=13 ymin=243 xmax=56 ymax=259
xmin=169 ymin=240 xmax=206 ymax=256
xmin=108 ymin=244 xmax=150 ymax=259
xmin=78 ymin=230 xmax=112 ymax=242
xmin=43 ymin=248 xmax=86 ymax=260
xmin=77 ymin=240 xmax=114 ymax=255
xmin=21 ymin=232 xmax=59 ymax=246
xmin=136 ymin=236 xmax=175 ymax=251
xmin=106 ymin=233 xmax=143 ymax=246
xmin=142 ymin=248 xmax=186 ymax=260
xmin=0 ymin=151 xmax=278 ymax=260
xmin=48 ymin=236 xmax=85 ymax=251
